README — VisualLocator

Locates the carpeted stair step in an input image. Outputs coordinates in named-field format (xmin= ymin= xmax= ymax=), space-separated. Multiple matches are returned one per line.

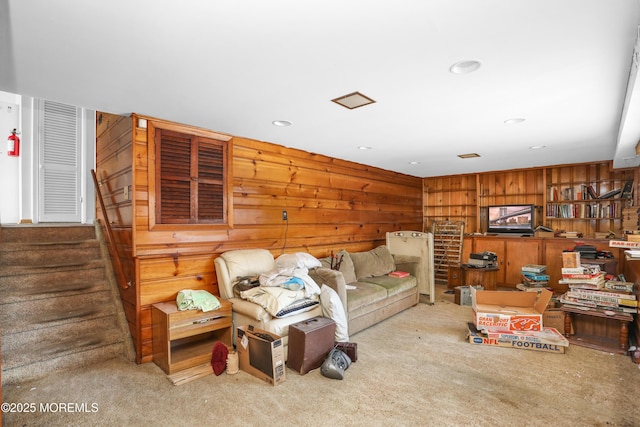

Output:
xmin=2 ymin=315 xmax=124 ymax=373
xmin=0 ymin=224 xmax=96 ymax=243
xmin=1 ymin=273 xmax=108 ymax=305
xmin=0 ymin=240 xmax=102 ymax=267
xmin=0 ymin=290 xmax=117 ymax=335
xmin=0 ymin=223 xmax=133 ymax=385
xmin=0 ymin=258 xmax=106 ymax=279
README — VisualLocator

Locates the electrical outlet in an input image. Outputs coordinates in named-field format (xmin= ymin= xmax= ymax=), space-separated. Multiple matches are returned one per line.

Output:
xmin=282 ymin=210 xmax=288 ymax=221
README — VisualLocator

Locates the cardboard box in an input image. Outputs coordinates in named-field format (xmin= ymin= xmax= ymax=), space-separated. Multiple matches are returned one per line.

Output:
xmin=236 ymin=326 xmax=286 ymax=386
xmin=534 ymin=230 xmax=555 ymax=238
xmin=562 ymin=252 xmax=580 ymax=268
xmin=467 ymin=323 xmax=567 ymax=354
xmin=543 ymin=308 xmax=567 ymax=333
xmin=470 ymin=287 xmax=552 ymax=332
xmin=454 ymin=285 xmax=483 ymax=306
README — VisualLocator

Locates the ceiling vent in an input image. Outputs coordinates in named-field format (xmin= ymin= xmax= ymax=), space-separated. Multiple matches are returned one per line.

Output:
xmin=331 ymin=92 xmax=376 ymax=109
xmin=458 ymin=153 xmax=481 ymax=159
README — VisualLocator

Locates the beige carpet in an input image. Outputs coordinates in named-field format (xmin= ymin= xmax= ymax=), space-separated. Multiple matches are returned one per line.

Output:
xmin=3 ymin=286 xmax=640 ymax=427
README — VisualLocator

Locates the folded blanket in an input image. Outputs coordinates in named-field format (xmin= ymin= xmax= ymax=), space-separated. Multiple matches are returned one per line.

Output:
xmin=258 ymin=266 xmax=321 ymax=296
xmin=176 ymin=289 xmax=221 ymax=312
xmin=240 ymin=286 xmax=317 ymax=317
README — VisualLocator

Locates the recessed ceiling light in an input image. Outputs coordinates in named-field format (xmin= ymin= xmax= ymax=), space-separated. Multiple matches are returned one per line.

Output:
xmin=458 ymin=153 xmax=481 ymax=159
xmin=358 ymin=146 xmax=372 ymax=150
xmin=332 ymin=92 xmax=376 ymax=109
xmin=449 ymin=60 xmax=481 ymax=74
xmin=272 ymin=120 xmax=292 ymax=127
xmin=408 ymin=161 xmax=421 ymax=165
xmin=529 ymin=145 xmax=546 ymax=150
xmin=504 ymin=118 xmax=526 ymax=124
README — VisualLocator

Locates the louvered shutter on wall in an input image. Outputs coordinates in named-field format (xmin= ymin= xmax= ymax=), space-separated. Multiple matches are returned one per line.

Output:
xmin=156 ymin=129 xmax=226 ymax=224
xmin=40 ymin=100 xmax=81 ymax=222
xmin=197 ymin=139 xmax=225 ymax=221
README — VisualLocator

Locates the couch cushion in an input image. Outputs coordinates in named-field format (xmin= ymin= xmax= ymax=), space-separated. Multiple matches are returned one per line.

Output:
xmin=319 ymin=249 xmax=357 ymax=284
xmin=358 ymin=275 xmax=417 ymax=297
xmin=349 ymin=245 xmax=395 ymax=280
xmin=346 ymin=281 xmax=387 ymax=312
xmin=221 ymin=249 xmax=276 ymax=281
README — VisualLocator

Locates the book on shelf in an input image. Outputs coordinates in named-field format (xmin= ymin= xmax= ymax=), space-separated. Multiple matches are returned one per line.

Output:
xmin=598 ymin=189 xmax=622 ymax=199
xmin=521 ymin=264 xmax=547 ymax=273
xmin=621 ymin=179 xmax=634 ymax=199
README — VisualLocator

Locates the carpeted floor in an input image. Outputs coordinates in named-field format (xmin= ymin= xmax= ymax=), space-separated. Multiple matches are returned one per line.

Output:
xmin=3 ymin=286 xmax=640 ymax=427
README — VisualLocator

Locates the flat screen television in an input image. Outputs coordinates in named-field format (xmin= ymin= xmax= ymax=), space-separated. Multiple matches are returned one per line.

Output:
xmin=486 ymin=204 xmax=535 ymax=235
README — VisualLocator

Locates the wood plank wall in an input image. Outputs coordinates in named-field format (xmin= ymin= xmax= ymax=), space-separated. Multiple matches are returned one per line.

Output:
xmin=95 ymin=113 xmax=137 ymax=341
xmin=96 ymin=112 xmax=423 ymax=363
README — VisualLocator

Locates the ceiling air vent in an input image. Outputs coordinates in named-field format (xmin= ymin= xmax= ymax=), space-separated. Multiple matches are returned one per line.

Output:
xmin=331 ymin=91 xmax=376 ymax=110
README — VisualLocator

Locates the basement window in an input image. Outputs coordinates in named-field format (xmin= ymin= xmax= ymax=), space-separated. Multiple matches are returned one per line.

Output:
xmin=148 ymin=120 xmax=233 ymax=229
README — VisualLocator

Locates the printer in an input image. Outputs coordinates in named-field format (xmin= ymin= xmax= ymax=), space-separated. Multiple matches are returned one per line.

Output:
xmin=467 ymin=251 xmax=498 ymax=268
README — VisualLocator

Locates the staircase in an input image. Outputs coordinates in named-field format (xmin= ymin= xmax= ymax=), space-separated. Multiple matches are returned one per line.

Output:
xmin=0 ymin=223 xmax=134 ymax=385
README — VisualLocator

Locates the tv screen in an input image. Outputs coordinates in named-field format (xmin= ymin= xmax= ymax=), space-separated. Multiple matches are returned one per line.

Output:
xmin=487 ymin=204 xmax=535 ymax=235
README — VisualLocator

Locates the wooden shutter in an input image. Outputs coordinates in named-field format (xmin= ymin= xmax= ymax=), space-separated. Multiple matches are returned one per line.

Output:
xmin=155 ymin=128 xmax=227 ymax=224
xmin=197 ymin=139 xmax=225 ymax=221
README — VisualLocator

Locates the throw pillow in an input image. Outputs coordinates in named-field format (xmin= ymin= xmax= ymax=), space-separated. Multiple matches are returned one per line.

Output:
xmin=335 ymin=250 xmax=357 ymax=284
xmin=349 ymin=245 xmax=395 ymax=279
xmin=320 ymin=284 xmax=349 ymax=342
xmin=276 ymin=252 xmax=322 ymax=270
xmin=211 ymin=341 xmax=229 ymax=376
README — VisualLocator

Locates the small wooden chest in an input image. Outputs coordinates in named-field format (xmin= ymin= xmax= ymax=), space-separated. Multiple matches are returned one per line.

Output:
xmin=287 ymin=316 xmax=336 ymax=375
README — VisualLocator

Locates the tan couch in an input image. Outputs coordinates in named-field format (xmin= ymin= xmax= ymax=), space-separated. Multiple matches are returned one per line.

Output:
xmin=214 ymin=245 xmax=421 ymax=359
xmin=313 ymin=246 xmax=420 ymax=335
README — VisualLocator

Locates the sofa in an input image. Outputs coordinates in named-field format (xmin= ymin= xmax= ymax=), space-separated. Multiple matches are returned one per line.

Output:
xmin=313 ymin=246 xmax=421 ymax=335
xmin=214 ymin=245 xmax=421 ymax=358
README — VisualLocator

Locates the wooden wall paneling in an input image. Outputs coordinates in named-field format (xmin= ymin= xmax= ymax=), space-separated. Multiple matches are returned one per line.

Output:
xmin=423 ymin=174 xmax=476 ymax=232
xmin=105 ymin=114 xmax=423 ymax=363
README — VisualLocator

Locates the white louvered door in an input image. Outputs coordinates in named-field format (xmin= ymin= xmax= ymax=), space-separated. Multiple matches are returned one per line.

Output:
xmin=38 ymin=100 xmax=82 ymax=222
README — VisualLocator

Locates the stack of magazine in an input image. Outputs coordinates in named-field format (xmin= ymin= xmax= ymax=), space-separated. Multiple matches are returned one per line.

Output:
xmin=517 ymin=264 xmax=550 ymax=291
xmin=559 ymin=265 xmax=637 ymax=314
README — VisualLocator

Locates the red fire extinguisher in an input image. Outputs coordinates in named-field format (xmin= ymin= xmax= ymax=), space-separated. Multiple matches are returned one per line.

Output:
xmin=7 ymin=128 xmax=20 ymax=157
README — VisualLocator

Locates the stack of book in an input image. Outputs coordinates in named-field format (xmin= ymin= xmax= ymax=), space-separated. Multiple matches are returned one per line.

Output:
xmin=558 ymin=264 xmax=605 ymax=289
xmin=559 ymin=266 xmax=637 ymax=314
xmin=518 ymin=264 xmax=550 ymax=291
xmin=559 ymin=287 xmax=637 ymax=314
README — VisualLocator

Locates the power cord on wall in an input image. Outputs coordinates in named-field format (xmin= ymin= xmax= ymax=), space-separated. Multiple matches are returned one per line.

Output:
xmin=281 ymin=210 xmax=288 ymax=254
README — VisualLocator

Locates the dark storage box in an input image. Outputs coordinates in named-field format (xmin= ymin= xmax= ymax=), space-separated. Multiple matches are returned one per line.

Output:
xmin=287 ymin=316 xmax=336 ymax=375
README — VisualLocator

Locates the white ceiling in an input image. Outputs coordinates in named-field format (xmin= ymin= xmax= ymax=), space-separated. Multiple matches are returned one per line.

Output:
xmin=2 ymin=0 xmax=640 ymax=178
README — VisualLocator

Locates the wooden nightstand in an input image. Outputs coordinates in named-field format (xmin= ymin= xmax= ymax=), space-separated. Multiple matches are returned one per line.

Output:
xmin=152 ymin=299 xmax=233 ymax=375
xmin=462 ymin=265 xmax=499 ymax=291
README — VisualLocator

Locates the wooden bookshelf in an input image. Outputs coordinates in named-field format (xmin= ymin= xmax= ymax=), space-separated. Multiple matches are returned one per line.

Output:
xmin=545 ymin=163 xmax=636 ymax=235
xmin=422 ymin=161 xmax=638 ymax=238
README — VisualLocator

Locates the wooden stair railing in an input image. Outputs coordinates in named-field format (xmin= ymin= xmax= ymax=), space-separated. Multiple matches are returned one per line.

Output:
xmin=91 ymin=169 xmax=131 ymax=290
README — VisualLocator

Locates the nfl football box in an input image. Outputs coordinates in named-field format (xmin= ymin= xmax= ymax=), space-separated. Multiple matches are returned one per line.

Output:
xmin=471 ymin=287 xmax=552 ymax=332
xmin=467 ymin=323 xmax=568 ymax=354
